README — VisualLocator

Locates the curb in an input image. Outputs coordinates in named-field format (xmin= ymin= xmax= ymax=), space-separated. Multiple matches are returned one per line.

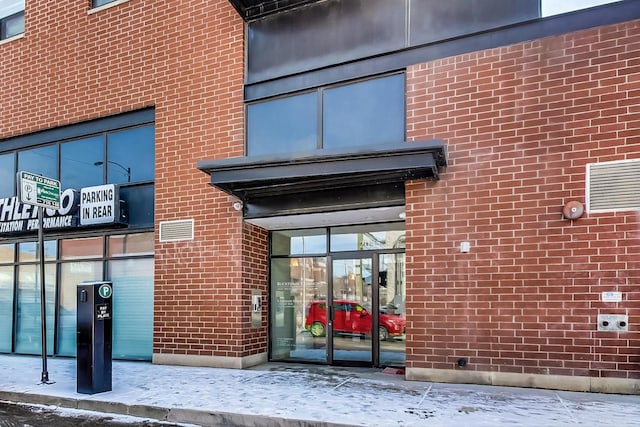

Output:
xmin=0 ymin=391 xmax=359 ymax=427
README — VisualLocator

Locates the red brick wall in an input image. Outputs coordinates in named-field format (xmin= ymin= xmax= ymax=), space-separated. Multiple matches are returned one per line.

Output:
xmin=0 ymin=1 xmax=259 ymax=358
xmin=406 ymin=19 xmax=640 ymax=379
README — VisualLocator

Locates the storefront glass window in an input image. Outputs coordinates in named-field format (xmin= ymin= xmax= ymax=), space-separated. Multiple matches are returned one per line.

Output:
xmin=247 ymin=92 xmax=317 ymax=156
xmin=57 ymin=261 xmax=103 ymax=356
xmin=60 ymin=136 xmax=105 ymax=190
xmin=60 ymin=237 xmax=102 ymax=260
xmin=18 ymin=145 xmax=58 ymax=180
xmin=0 ymin=243 xmax=14 ymax=263
xmin=106 ymin=125 xmax=155 ymax=184
xmin=0 ymin=153 xmax=15 ymax=198
xmin=330 ymin=223 xmax=405 ymax=252
xmin=0 ymin=265 xmax=14 ymax=352
xmin=118 ymin=185 xmax=154 ymax=227
xmin=270 ymin=257 xmax=327 ymax=363
xmin=272 ymin=228 xmax=326 ymax=256
xmin=109 ymin=258 xmax=154 ymax=360
xmin=108 ymin=233 xmax=154 ymax=257
xmin=323 ymin=74 xmax=405 ymax=150
xmin=14 ymin=263 xmax=56 ymax=355
xmin=18 ymin=241 xmax=57 ymax=263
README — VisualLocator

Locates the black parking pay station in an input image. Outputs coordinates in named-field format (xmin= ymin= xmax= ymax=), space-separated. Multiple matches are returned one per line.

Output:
xmin=77 ymin=281 xmax=113 ymax=394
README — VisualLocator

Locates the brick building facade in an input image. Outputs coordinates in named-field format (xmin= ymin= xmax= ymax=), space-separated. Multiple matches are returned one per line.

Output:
xmin=0 ymin=0 xmax=638 ymax=394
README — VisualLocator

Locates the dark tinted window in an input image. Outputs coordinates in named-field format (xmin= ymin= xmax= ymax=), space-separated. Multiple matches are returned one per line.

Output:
xmin=2 ymin=11 xmax=23 ymax=39
xmin=18 ymin=145 xmax=58 ymax=180
xmin=60 ymin=136 xmax=104 ymax=190
xmin=0 ymin=153 xmax=15 ymax=198
xmin=247 ymin=92 xmax=317 ymax=156
xmin=323 ymin=74 xmax=405 ymax=150
xmin=247 ymin=74 xmax=404 ymax=156
xmin=119 ymin=184 xmax=154 ymax=228
xmin=106 ymin=125 xmax=155 ymax=184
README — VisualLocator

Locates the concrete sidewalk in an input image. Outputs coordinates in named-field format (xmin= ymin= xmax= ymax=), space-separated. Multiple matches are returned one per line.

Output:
xmin=1 ymin=355 xmax=639 ymax=426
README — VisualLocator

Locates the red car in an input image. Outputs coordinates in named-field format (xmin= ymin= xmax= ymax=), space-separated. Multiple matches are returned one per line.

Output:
xmin=305 ymin=300 xmax=405 ymax=341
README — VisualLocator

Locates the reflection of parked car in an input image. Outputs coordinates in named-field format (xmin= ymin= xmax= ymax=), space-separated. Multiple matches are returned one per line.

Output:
xmin=305 ymin=300 xmax=405 ymax=341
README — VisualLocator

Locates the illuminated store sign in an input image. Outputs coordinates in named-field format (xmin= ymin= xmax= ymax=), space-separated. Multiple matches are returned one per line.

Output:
xmin=0 ymin=184 xmax=127 ymax=235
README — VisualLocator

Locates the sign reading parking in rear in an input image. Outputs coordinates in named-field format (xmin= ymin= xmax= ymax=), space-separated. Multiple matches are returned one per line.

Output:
xmin=18 ymin=171 xmax=61 ymax=209
xmin=80 ymin=184 xmax=116 ymax=225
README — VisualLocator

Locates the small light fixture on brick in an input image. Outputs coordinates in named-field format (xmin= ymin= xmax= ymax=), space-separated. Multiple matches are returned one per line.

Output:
xmin=562 ymin=200 xmax=584 ymax=220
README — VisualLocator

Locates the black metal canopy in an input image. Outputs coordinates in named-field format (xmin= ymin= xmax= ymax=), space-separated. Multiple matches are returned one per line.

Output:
xmin=227 ymin=0 xmax=317 ymax=20
xmin=198 ymin=140 xmax=447 ymax=218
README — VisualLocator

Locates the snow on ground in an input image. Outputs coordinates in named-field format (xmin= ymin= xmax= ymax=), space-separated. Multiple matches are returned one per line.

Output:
xmin=1 ymin=355 xmax=640 ymax=426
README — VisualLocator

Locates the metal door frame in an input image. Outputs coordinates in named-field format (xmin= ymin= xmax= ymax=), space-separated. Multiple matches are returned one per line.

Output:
xmin=327 ymin=252 xmax=380 ymax=367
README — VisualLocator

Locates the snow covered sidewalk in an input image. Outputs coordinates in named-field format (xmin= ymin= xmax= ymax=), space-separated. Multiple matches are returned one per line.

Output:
xmin=1 ymin=355 xmax=639 ymax=426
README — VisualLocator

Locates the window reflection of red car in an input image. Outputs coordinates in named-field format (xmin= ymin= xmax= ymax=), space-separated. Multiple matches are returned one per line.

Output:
xmin=305 ymin=300 xmax=405 ymax=341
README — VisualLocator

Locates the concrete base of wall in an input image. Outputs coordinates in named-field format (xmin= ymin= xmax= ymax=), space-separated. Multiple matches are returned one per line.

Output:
xmin=406 ymin=367 xmax=640 ymax=395
xmin=152 ymin=352 xmax=268 ymax=369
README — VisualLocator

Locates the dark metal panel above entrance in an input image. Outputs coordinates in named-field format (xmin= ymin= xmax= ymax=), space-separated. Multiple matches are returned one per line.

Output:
xmin=228 ymin=0 xmax=318 ymax=20
xmin=197 ymin=140 xmax=447 ymax=219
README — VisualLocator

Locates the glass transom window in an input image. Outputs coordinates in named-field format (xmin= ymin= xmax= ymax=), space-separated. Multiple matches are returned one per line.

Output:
xmin=247 ymin=73 xmax=405 ymax=156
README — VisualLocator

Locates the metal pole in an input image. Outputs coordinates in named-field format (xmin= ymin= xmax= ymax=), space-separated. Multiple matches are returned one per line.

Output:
xmin=38 ymin=206 xmax=50 ymax=383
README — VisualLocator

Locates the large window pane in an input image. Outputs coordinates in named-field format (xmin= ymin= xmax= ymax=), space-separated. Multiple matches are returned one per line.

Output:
xmin=18 ymin=145 xmax=58 ymax=180
xmin=15 ymin=263 xmax=55 ymax=355
xmin=330 ymin=223 xmax=405 ymax=252
xmin=60 ymin=136 xmax=105 ymax=190
xmin=109 ymin=258 xmax=154 ymax=360
xmin=247 ymin=92 xmax=318 ymax=156
xmin=0 ymin=153 xmax=16 ymax=198
xmin=270 ymin=257 xmax=327 ymax=363
xmin=106 ymin=125 xmax=155 ymax=184
xmin=18 ymin=241 xmax=57 ymax=263
xmin=108 ymin=233 xmax=154 ymax=257
xmin=118 ymin=184 xmax=154 ymax=228
xmin=272 ymin=229 xmax=326 ymax=256
xmin=0 ymin=243 xmax=14 ymax=263
xmin=0 ymin=266 xmax=13 ymax=352
xmin=60 ymin=237 xmax=102 ymax=260
xmin=323 ymin=74 xmax=405 ymax=150
xmin=57 ymin=261 xmax=103 ymax=357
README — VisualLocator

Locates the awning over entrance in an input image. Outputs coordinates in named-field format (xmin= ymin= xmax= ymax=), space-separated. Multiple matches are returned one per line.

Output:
xmin=197 ymin=140 xmax=447 ymax=222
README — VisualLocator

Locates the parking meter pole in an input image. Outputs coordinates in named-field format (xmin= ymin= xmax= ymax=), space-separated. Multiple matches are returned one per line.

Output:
xmin=77 ymin=282 xmax=113 ymax=394
xmin=38 ymin=206 xmax=50 ymax=384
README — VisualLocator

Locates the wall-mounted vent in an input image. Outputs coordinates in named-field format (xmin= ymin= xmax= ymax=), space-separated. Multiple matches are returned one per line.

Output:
xmin=159 ymin=219 xmax=194 ymax=242
xmin=587 ymin=159 xmax=640 ymax=213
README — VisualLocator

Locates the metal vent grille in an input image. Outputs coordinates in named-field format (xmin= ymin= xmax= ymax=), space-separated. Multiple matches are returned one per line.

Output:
xmin=587 ymin=159 xmax=640 ymax=213
xmin=159 ymin=219 xmax=194 ymax=242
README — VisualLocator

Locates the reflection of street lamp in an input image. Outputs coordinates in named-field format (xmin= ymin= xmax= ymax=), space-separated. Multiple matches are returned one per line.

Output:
xmin=94 ymin=160 xmax=131 ymax=182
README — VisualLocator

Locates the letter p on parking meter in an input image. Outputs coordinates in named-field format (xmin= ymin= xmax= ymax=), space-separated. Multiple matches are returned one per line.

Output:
xmin=77 ymin=281 xmax=113 ymax=394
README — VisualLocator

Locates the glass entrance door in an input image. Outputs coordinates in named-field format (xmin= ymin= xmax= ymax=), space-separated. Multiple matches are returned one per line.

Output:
xmin=378 ymin=253 xmax=406 ymax=367
xmin=268 ymin=225 xmax=405 ymax=367
xmin=329 ymin=257 xmax=373 ymax=365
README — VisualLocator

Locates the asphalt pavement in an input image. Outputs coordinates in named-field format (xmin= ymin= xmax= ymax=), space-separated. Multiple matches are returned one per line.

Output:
xmin=1 ymin=355 xmax=639 ymax=426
